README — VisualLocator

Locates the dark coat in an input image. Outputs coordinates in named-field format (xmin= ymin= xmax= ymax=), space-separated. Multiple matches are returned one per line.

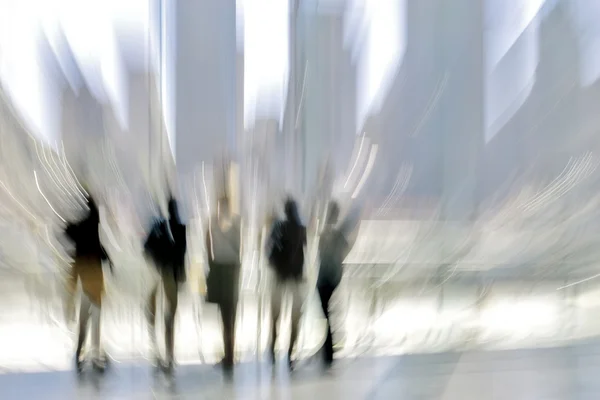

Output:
xmin=268 ymin=220 xmax=306 ymax=281
xmin=65 ymin=198 xmax=107 ymax=261
xmin=144 ymin=199 xmax=187 ymax=283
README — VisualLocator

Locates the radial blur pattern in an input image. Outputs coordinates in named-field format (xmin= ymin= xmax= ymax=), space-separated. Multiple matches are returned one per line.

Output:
xmin=1 ymin=0 xmax=600 ymax=376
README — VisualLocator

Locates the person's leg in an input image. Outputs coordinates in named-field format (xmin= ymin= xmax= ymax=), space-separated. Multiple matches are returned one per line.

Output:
xmin=74 ymin=256 xmax=105 ymax=372
xmin=318 ymin=283 xmax=335 ymax=366
xmin=288 ymin=280 xmax=305 ymax=368
xmin=90 ymin=303 xmax=105 ymax=371
xmin=221 ymin=266 xmax=240 ymax=370
xmin=162 ymin=272 xmax=179 ymax=372
xmin=269 ymin=279 xmax=283 ymax=363
xmin=77 ymin=256 xmax=106 ymax=370
xmin=79 ymin=257 xmax=104 ymax=308
xmin=65 ymin=263 xmax=79 ymax=326
xmin=229 ymin=301 xmax=238 ymax=367
xmin=144 ymin=256 xmax=161 ymax=366
xmin=75 ymin=294 xmax=91 ymax=372
xmin=145 ymin=284 xmax=159 ymax=365
xmin=219 ymin=301 xmax=237 ymax=369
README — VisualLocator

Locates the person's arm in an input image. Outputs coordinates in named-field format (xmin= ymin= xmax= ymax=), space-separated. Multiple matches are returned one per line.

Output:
xmin=265 ymin=221 xmax=277 ymax=257
xmin=64 ymin=221 xmax=78 ymax=242
xmin=303 ymin=227 xmax=307 ymax=247
xmin=302 ymin=226 xmax=308 ymax=281
xmin=204 ymin=222 xmax=213 ymax=264
xmin=238 ymin=218 xmax=244 ymax=264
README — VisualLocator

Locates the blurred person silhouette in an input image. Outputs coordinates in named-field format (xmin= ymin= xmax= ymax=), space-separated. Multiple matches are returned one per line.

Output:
xmin=316 ymin=201 xmax=357 ymax=368
xmin=267 ymin=198 xmax=307 ymax=370
xmin=144 ymin=194 xmax=187 ymax=374
xmin=205 ymin=193 xmax=242 ymax=375
xmin=64 ymin=192 xmax=112 ymax=373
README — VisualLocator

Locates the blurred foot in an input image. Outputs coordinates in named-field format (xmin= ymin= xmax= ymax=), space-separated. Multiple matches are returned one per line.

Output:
xmin=150 ymin=357 xmax=163 ymax=374
xmin=92 ymin=358 xmax=106 ymax=373
xmin=162 ymin=360 xmax=174 ymax=375
xmin=214 ymin=358 xmax=231 ymax=367
xmin=222 ymin=363 xmax=234 ymax=380
xmin=215 ymin=357 xmax=234 ymax=370
xmin=223 ymin=358 xmax=234 ymax=368
xmin=268 ymin=348 xmax=276 ymax=365
xmin=75 ymin=355 xmax=84 ymax=373
xmin=322 ymin=362 xmax=335 ymax=375
xmin=287 ymin=358 xmax=296 ymax=372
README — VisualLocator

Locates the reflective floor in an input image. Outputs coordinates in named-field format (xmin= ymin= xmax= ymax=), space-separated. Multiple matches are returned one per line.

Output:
xmin=4 ymin=342 xmax=600 ymax=399
xmin=5 ymin=265 xmax=600 ymax=398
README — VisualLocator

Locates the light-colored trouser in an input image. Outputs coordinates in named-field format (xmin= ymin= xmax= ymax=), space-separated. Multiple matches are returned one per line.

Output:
xmin=146 ymin=265 xmax=179 ymax=365
xmin=78 ymin=294 xmax=102 ymax=360
xmin=270 ymin=278 xmax=305 ymax=357
xmin=66 ymin=256 xmax=105 ymax=360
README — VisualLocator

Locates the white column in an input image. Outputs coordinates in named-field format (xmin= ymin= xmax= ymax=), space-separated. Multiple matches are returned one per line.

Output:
xmin=438 ymin=0 xmax=484 ymax=222
xmin=174 ymin=0 xmax=237 ymax=177
xmin=297 ymin=6 xmax=357 ymax=198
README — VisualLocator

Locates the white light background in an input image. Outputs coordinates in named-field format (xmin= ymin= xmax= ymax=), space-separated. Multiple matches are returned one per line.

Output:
xmin=240 ymin=0 xmax=290 ymax=129
xmin=3 ymin=0 xmax=600 ymax=373
xmin=0 ymin=0 xmax=152 ymax=145
xmin=353 ymin=0 xmax=405 ymax=130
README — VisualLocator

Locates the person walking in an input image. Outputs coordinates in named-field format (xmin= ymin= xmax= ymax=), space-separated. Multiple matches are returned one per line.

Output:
xmin=205 ymin=195 xmax=242 ymax=375
xmin=267 ymin=199 xmax=307 ymax=370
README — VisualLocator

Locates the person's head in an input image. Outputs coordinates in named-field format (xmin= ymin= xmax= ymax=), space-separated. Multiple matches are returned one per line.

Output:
xmin=168 ymin=196 xmax=180 ymax=222
xmin=87 ymin=195 xmax=96 ymax=209
xmin=217 ymin=196 xmax=231 ymax=219
xmin=284 ymin=198 xmax=300 ymax=224
xmin=86 ymin=195 xmax=100 ymax=221
xmin=326 ymin=201 xmax=340 ymax=225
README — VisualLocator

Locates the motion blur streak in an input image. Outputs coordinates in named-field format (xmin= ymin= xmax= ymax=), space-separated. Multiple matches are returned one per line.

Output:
xmin=1 ymin=1 xmax=600 ymax=399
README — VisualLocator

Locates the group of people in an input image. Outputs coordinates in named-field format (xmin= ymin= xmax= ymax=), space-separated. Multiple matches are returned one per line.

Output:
xmin=64 ymin=190 xmax=188 ymax=374
xmin=63 ymin=185 xmax=357 ymax=378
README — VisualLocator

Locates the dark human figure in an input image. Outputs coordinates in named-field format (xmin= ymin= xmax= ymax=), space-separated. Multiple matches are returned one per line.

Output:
xmin=64 ymin=195 xmax=110 ymax=373
xmin=317 ymin=201 xmax=353 ymax=368
xmin=267 ymin=199 xmax=307 ymax=370
xmin=205 ymin=195 xmax=241 ymax=375
xmin=144 ymin=196 xmax=187 ymax=374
